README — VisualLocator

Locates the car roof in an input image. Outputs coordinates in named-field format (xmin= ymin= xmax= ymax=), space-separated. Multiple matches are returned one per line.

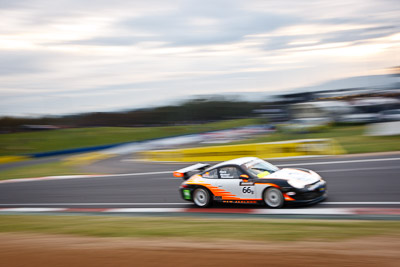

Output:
xmin=212 ymin=157 xmax=259 ymax=169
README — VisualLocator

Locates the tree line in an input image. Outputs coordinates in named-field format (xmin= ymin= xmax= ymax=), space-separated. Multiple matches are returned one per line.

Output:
xmin=0 ymin=98 xmax=265 ymax=132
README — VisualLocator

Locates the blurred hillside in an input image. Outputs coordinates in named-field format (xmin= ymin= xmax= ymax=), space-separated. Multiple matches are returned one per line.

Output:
xmin=2 ymin=72 xmax=399 ymax=133
xmin=0 ymin=98 xmax=265 ymax=133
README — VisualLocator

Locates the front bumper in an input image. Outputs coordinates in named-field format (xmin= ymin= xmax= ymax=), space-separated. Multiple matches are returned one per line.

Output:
xmin=286 ymin=192 xmax=327 ymax=206
xmin=284 ymin=180 xmax=327 ymax=206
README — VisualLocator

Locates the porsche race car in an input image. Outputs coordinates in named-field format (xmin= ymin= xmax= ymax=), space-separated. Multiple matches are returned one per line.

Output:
xmin=174 ymin=157 xmax=327 ymax=208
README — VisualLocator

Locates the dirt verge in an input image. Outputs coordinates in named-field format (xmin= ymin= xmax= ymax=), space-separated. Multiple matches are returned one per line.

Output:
xmin=1 ymin=233 xmax=400 ymax=266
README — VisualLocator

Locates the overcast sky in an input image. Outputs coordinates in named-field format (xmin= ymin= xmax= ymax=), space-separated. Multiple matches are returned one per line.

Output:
xmin=0 ymin=0 xmax=399 ymax=117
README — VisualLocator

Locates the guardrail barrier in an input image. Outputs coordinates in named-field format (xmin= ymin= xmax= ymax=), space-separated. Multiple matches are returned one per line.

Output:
xmin=140 ymin=139 xmax=345 ymax=162
xmin=0 ymin=155 xmax=31 ymax=164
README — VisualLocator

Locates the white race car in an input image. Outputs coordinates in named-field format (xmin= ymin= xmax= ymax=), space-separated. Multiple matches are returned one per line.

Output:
xmin=174 ymin=157 xmax=327 ymax=208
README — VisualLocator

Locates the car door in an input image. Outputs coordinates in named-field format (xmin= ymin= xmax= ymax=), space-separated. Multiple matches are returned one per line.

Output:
xmin=217 ymin=166 xmax=256 ymax=200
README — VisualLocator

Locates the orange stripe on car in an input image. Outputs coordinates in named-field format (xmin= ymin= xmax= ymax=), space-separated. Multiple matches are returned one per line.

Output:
xmin=283 ymin=193 xmax=295 ymax=201
xmin=186 ymin=182 xmax=265 ymax=201
xmin=191 ymin=182 xmax=238 ymax=199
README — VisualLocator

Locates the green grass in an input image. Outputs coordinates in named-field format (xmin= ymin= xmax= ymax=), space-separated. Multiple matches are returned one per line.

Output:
xmin=0 ymin=161 xmax=87 ymax=180
xmin=232 ymin=125 xmax=400 ymax=154
xmin=0 ymin=119 xmax=261 ymax=156
xmin=1 ymin=120 xmax=399 ymax=157
xmin=0 ymin=215 xmax=399 ymax=241
xmin=1 ymin=123 xmax=400 ymax=181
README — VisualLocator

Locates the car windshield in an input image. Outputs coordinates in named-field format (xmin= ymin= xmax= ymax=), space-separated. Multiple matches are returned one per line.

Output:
xmin=242 ymin=159 xmax=279 ymax=178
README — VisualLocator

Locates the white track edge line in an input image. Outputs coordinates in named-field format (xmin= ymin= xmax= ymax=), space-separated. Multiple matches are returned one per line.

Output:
xmin=0 ymin=202 xmax=400 ymax=206
xmin=0 ymin=203 xmax=187 ymax=206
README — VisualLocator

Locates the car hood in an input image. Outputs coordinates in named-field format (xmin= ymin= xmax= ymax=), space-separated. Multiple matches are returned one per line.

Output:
xmin=264 ymin=168 xmax=321 ymax=188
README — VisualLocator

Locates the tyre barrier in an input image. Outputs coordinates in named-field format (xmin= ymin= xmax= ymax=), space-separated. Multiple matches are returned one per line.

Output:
xmin=140 ymin=139 xmax=345 ymax=162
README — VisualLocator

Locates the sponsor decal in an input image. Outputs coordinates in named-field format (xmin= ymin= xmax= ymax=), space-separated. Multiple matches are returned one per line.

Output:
xmin=222 ymin=200 xmax=258 ymax=204
xmin=183 ymin=189 xmax=191 ymax=200
xmin=256 ymin=171 xmax=271 ymax=178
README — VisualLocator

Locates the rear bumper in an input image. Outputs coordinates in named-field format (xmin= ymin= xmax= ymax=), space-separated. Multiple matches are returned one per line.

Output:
xmin=180 ymin=187 xmax=194 ymax=202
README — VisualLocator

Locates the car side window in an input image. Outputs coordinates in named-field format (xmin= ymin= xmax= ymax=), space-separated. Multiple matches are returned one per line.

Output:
xmin=202 ymin=169 xmax=218 ymax=179
xmin=219 ymin=167 xmax=241 ymax=179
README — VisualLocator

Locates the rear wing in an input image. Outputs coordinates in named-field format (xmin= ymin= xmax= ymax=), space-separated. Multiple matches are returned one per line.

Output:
xmin=173 ymin=163 xmax=210 ymax=180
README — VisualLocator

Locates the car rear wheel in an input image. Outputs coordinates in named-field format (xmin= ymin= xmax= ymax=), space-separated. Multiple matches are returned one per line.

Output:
xmin=193 ymin=188 xmax=211 ymax=207
xmin=263 ymin=187 xmax=284 ymax=208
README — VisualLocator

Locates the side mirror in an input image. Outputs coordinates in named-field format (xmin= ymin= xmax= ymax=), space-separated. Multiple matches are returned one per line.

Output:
xmin=240 ymin=174 xmax=250 ymax=181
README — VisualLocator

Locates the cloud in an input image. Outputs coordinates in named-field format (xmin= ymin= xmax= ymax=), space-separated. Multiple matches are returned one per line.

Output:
xmin=118 ymin=0 xmax=300 ymax=47
xmin=65 ymin=36 xmax=146 ymax=46
xmin=0 ymin=0 xmax=399 ymax=117
xmin=0 ymin=51 xmax=47 ymax=75
xmin=260 ymin=25 xmax=399 ymax=52
xmin=320 ymin=26 xmax=399 ymax=44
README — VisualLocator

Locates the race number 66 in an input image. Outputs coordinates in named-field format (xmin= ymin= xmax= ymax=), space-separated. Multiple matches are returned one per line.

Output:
xmin=242 ymin=187 xmax=254 ymax=194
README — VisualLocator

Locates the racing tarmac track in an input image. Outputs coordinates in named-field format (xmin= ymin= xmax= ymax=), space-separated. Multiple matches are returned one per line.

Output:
xmin=0 ymin=153 xmax=400 ymax=210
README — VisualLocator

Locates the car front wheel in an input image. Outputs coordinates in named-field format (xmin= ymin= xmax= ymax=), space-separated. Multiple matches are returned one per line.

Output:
xmin=263 ymin=187 xmax=284 ymax=208
xmin=193 ymin=188 xmax=212 ymax=207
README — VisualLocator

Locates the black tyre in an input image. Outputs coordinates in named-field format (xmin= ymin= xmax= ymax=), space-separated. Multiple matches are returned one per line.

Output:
xmin=193 ymin=188 xmax=212 ymax=207
xmin=263 ymin=187 xmax=284 ymax=208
